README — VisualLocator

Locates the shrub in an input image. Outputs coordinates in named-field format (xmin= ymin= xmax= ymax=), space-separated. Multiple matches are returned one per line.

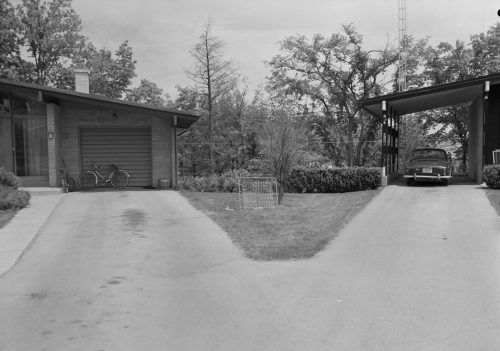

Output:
xmin=0 ymin=185 xmax=31 ymax=210
xmin=483 ymin=165 xmax=500 ymax=188
xmin=178 ymin=169 xmax=251 ymax=192
xmin=286 ymin=167 xmax=382 ymax=193
xmin=0 ymin=167 xmax=20 ymax=188
xmin=0 ymin=169 xmax=30 ymax=210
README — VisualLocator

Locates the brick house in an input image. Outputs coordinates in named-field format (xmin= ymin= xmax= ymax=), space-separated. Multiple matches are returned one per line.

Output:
xmin=0 ymin=72 xmax=198 ymax=188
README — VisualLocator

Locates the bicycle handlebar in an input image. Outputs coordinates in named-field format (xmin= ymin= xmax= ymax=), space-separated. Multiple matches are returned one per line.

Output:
xmin=91 ymin=164 xmax=120 ymax=172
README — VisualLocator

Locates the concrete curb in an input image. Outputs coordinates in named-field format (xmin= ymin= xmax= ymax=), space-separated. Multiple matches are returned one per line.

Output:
xmin=0 ymin=188 xmax=65 ymax=277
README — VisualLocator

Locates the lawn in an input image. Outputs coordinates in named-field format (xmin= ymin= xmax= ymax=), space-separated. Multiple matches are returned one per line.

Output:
xmin=0 ymin=209 xmax=17 ymax=230
xmin=485 ymin=188 xmax=500 ymax=216
xmin=181 ymin=189 xmax=381 ymax=261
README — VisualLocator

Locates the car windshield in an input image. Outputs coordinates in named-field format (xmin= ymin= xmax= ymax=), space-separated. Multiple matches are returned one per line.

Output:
xmin=411 ymin=149 xmax=446 ymax=159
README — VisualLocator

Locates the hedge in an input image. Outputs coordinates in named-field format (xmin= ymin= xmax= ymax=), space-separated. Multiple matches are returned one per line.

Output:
xmin=483 ymin=165 xmax=500 ymax=189
xmin=0 ymin=168 xmax=31 ymax=210
xmin=179 ymin=167 xmax=382 ymax=193
xmin=178 ymin=169 xmax=251 ymax=192
xmin=286 ymin=167 xmax=382 ymax=193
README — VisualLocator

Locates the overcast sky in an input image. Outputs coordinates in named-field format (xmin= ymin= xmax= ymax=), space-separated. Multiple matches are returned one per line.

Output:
xmin=15 ymin=0 xmax=500 ymax=98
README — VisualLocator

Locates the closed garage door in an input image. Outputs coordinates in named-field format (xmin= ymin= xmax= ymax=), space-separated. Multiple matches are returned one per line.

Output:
xmin=80 ymin=128 xmax=152 ymax=187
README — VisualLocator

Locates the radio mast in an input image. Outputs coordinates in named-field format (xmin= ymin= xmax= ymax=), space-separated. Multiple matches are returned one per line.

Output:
xmin=398 ymin=0 xmax=408 ymax=92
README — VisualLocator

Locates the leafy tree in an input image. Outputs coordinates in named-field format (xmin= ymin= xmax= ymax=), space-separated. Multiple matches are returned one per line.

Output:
xmin=421 ymin=40 xmax=471 ymax=84
xmin=469 ymin=22 xmax=500 ymax=76
xmin=51 ymin=40 xmax=137 ymax=99
xmin=185 ymin=21 xmax=236 ymax=174
xmin=211 ymin=83 xmax=267 ymax=172
xmin=86 ymin=41 xmax=136 ymax=99
xmin=16 ymin=0 xmax=85 ymax=85
xmin=126 ymin=79 xmax=173 ymax=107
xmin=267 ymin=24 xmax=398 ymax=167
xmin=393 ymin=36 xmax=430 ymax=90
xmin=0 ymin=0 xmax=23 ymax=79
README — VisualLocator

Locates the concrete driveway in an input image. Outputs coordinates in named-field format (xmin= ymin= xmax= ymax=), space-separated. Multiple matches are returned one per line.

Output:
xmin=1 ymin=184 xmax=500 ymax=350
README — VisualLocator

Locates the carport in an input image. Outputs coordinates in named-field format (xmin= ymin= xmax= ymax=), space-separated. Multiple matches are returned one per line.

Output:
xmin=361 ymin=73 xmax=500 ymax=184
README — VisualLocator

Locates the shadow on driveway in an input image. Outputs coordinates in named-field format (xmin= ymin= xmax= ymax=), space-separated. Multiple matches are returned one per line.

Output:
xmin=389 ymin=174 xmax=478 ymax=187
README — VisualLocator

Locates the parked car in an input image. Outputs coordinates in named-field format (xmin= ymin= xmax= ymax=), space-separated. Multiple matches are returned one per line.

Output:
xmin=404 ymin=148 xmax=453 ymax=186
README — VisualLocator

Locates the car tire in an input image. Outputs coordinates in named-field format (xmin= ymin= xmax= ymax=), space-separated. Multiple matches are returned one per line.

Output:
xmin=406 ymin=178 xmax=414 ymax=186
xmin=442 ymin=179 xmax=449 ymax=186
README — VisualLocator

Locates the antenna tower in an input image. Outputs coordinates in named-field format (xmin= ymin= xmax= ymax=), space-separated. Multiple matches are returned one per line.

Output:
xmin=398 ymin=0 xmax=408 ymax=92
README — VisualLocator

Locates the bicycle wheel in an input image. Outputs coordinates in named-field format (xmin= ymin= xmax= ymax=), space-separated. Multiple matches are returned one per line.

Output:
xmin=111 ymin=170 xmax=129 ymax=189
xmin=61 ymin=179 xmax=69 ymax=193
xmin=67 ymin=178 xmax=77 ymax=192
xmin=79 ymin=171 xmax=97 ymax=190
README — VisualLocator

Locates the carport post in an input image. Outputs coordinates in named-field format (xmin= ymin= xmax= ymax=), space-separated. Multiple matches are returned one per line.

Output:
xmin=381 ymin=100 xmax=388 ymax=184
xmin=382 ymin=100 xmax=388 ymax=171
xmin=172 ymin=115 xmax=178 ymax=189
xmin=482 ymin=81 xmax=489 ymax=169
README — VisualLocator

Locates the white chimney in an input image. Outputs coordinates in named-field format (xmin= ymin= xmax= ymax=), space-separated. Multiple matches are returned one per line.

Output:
xmin=74 ymin=68 xmax=90 ymax=94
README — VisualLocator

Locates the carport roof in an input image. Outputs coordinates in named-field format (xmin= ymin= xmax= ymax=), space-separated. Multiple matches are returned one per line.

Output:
xmin=0 ymin=78 xmax=199 ymax=129
xmin=361 ymin=73 xmax=500 ymax=119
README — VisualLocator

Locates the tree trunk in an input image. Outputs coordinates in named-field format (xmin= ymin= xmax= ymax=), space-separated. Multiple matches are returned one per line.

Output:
xmin=462 ymin=141 xmax=468 ymax=172
xmin=278 ymin=182 xmax=285 ymax=205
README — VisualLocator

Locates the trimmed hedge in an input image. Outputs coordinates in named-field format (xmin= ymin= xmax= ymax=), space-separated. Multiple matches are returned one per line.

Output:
xmin=286 ymin=167 xmax=382 ymax=193
xmin=0 ymin=168 xmax=31 ymax=210
xmin=178 ymin=169 xmax=251 ymax=192
xmin=179 ymin=167 xmax=382 ymax=193
xmin=483 ymin=165 xmax=500 ymax=189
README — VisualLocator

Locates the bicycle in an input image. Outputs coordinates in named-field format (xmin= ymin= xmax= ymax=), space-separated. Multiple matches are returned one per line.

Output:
xmin=60 ymin=159 xmax=76 ymax=193
xmin=79 ymin=164 xmax=130 ymax=190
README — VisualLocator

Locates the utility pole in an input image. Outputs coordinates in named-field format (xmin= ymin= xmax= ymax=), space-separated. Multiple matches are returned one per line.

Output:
xmin=398 ymin=0 xmax=408 ymax=92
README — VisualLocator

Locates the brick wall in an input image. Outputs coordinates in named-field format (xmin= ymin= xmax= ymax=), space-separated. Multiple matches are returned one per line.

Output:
xmin=58 ymin=101 xmax=174 ymax=188
xmin=47 ymin=103 xmax=61 ymax=187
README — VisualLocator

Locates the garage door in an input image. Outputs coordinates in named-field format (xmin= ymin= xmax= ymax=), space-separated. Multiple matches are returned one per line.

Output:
xmin=80 ymin=128 xmax=152 ymax=187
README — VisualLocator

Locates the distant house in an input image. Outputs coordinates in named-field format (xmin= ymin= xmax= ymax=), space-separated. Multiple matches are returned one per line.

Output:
xmin=0 ymin=71 xmax=198 ymax=188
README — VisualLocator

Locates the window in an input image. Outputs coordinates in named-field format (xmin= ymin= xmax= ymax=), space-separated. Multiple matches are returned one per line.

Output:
xmin=411 ymin=149 xmax=446 ymax=160
xmin=0 ymin=91 xmax=48 ymax=177
xmin=14 ymin=115 xmax=48 ymax=176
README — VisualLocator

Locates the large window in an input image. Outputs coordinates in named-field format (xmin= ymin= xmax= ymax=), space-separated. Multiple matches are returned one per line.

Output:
xmin=0 ymin=92 xmax=13 ymax=171
xmin=14 ymin=115 xmax=48 ymax=176
xmin=0 ymin=90 xmax=48 ymax=176
xmin=14 ymin=94 xmax=47 ymax=176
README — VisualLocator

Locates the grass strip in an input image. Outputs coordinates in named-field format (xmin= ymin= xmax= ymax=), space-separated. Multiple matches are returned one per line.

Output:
xmin=0 ymin=209 xmax=17 ymax=230
xmin=485 ymin=189 xmax=500 ymax=216
xmin=181 ymin=190 xmax=381 ymax=261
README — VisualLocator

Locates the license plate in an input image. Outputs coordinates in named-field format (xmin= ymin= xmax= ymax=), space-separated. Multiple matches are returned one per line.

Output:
xmin=422 ymin=168 xmax=433 ymax=173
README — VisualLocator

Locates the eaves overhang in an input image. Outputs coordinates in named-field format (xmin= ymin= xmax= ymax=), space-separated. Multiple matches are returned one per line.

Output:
xmin=0 ymin=78 xmax=199 ymax=129
xmin=361 ymin=73 xmax=500 ymax=119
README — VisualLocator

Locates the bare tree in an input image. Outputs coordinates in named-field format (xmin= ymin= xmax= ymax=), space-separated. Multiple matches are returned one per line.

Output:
xmin=261 ymin=113 xmax=306 ymax=204
xmin=185 ymin=20 xmax=236 ymax=174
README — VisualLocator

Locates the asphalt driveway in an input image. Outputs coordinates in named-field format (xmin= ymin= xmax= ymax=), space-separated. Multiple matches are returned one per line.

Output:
xmin=1 ymin=184 xmax=499 ymax=350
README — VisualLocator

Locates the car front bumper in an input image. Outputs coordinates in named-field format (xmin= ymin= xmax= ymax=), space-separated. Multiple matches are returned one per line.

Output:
xmin=403 ymin=174 xmax=452 ymax=180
